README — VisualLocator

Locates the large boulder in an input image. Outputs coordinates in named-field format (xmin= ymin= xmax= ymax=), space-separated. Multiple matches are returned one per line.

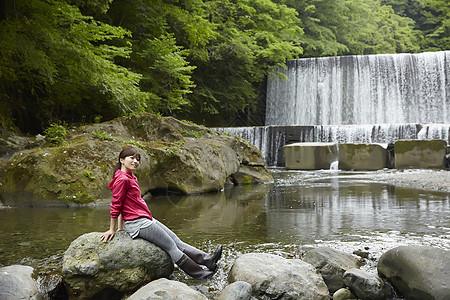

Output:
xmin=127 ymin=278 xmax=208 ymax=300
xmin=284 ymin=142 xmax=338 ymax=170
xmin=394 ymin=139 xmax=447 ymax=169
xmin=0 ymin=265 xmax=44 ymax=300
xmin=229 ymin=253 xmax=330 ymax=300
xmin=62 ymin=231 xmax=173 ymax=299
xmin=0 ymin=114 xmax=273 ymax=206
xmin=302 ymin=247 xmax=361 ymax=293
xmin=377 ymin=246 xmax=450 ymax=300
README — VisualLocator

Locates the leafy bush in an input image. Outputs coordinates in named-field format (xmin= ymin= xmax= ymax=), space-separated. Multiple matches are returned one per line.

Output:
xmin=44 ymin=124 xmax=67 ymax=146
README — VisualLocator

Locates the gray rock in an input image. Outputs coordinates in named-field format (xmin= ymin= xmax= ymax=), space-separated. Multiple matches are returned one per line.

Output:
xmin=229 ymin=253 xmax=330 ymax=300
xmin=0 ymin=114 xmax=273 ymax=206
xmin=62 ymin=231 xmax=173 ymax=299
xmin=230 ymin=165 xmax=274 ymax=185
xmin=332 ymin=288 xmax=355 ymax=300
xmin=217 ymin=281 xmax=252 ymax=300
xmin=0 ymin=265 xmax=44 ymax=300
xmin=303 ymin=247 xmax=361 ymax=293
xmin=343 ymin=268 xmax=392 ymax=300
xmin=377 ymin=246 xmax=450 ymax=300
xmin=127 ymin=278 xmax=208 ymax=300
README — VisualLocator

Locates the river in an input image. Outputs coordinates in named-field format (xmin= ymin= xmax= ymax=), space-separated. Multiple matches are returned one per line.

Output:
xmin=1 ymin=169 xmax=449 ymax=298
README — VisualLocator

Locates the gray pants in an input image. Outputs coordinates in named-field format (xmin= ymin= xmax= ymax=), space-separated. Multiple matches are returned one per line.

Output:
xmin=137 ymin=219 xmax=188 ymax=262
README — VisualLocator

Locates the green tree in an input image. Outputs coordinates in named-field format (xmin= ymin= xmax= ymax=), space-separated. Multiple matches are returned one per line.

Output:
xmin=105 ymin=0 xmax=211 ymax=115
xmin=383 ymin=0 xmax=450 ymax=51
xmin=286 ymin=0 xmax=420 ymax=57
xmin=0 ymin=0 xmax=147 ymax=132
xmin=182 ymin=0 xmax=304 ymax=125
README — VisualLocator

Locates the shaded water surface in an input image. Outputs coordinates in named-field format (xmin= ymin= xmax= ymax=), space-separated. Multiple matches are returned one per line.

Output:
xmin=1 ymin=169 xmax=449 ymax=297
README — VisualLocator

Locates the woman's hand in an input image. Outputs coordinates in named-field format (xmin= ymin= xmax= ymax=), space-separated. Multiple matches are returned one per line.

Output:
xmin=100 ymin=229 xmax=116 ymax=242
xmin=101 ymin=217 xmax=119 ymax=242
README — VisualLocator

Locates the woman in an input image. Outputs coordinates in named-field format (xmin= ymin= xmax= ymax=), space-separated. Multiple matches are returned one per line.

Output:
xmin=100 ymin=147 xmax=222 ymax=279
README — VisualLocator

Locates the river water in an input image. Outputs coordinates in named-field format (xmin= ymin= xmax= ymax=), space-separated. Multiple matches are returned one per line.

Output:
xmin=1 ymin=169 xmax=449 ymax=298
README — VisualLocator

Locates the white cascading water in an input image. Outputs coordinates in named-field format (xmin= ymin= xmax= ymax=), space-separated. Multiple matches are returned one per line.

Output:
xmin=266 ymin=51 xmax=449 ymax=125
xmin=216 ymin=51 xmax=450 ymax=166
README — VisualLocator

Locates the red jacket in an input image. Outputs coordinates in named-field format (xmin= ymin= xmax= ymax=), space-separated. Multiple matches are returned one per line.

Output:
xmin=109 ymin=169 xmax=153 ymax=221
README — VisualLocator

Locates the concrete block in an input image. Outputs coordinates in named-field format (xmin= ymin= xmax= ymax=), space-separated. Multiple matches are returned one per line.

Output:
xmin=394 ymin=139 xmax=447 ymax=169
xmin=284 ymin=142 xmax=337 ymax=170
xmin=338 ymin=143 xmax=388 ymax=171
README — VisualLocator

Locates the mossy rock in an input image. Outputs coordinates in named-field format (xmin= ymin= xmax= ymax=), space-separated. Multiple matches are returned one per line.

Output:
xmin=0 ymin=113 xmax=273 ymax=206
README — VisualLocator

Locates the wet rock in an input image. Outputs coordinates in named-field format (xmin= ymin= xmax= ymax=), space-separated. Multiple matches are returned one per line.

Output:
xmin=217 ymin=281 xmax=252 ymax=300
xmin=230 ymin=165 xmax=274 ymax=185
xmin=343 ymin=268 xmax=392 ymax=300
xmin=62 ymin=231 xmax=173 ymax=299
xmin=229 ymin=253 xmax=330 ymax=300
xmin=39 ymin=274 xmax=68 ymax=299
xmin=127 ymin=278 xmax=208 ymax=300
xmin=377 ymin=246 xmax=450 ymax=300
xmin=303 ymin=247 xmax=361 ymax=293
xmin=284 ymin=142 xmax=338 ymax=170
xmin=332 ymin=288 xmax=356 ymax=300
xmin=0 ymin=265 xmax=44 ymax=300
xmin=353 ymin=249 xmax=369 ymax=259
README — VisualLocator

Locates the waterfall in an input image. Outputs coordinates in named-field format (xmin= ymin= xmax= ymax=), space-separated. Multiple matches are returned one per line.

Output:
xmin=266 ymin=51 xmax=450 ymax=126
xmin=215 ymin=51 xmax=450 ymax=167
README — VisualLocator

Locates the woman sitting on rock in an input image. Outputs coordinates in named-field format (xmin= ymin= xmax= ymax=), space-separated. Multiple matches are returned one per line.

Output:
xmin=101 ymin=147 xmax=222 ymax=279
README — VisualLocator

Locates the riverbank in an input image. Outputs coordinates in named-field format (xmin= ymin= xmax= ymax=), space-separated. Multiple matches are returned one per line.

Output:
xmin=369 ymin=169 xmax=450 ymax=193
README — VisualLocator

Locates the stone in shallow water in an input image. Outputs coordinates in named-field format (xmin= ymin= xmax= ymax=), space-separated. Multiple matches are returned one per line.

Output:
xmin=127 ymin=278 xmax=208 ymax=300
xmin=343 ymin=268 xmax=392 ymax=300
xmin=229 ymin=253 xmax=330 ymax=299
xmin=0 ymin=265 xmax=44 ymax=300
xmin=217 ymin=281 xmax=252 ymax=300
xmin=62 ymin=231 xmax=173 ymax=299
xmin=303 ymin=247 xmax=361 ymax=293
xmin=377 ymin=246 xmax=450 ymax=300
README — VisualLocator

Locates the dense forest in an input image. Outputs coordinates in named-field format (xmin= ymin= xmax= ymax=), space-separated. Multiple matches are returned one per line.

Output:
xmin=0 ymin=0 xmax=449 ymax=134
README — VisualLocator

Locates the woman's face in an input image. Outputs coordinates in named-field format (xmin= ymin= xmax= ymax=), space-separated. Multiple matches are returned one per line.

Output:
xmin=120 ymin=155 xmax=140 ymax=172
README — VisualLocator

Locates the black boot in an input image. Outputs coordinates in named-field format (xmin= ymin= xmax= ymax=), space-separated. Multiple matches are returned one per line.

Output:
xmin=176 ymin=254 xmax=216 ymax=279
xmin=184 ymin=245 xmax=222 ymax=271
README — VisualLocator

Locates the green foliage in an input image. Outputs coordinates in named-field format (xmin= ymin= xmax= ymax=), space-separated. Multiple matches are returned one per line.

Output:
xmin=0 ymin=0 xmax=147 ymax=133
xmin=44 ymin=124 xmax=68 ymax=146
xmin=0 ymin=0 xmax=448 ymax=132
xmin=83 ymin=169 xmax=96 ymax=181
xmin=182 ymin=0 xmax=304 ymax=125
xmin=383 ymin=0 xmax=450 ymax=51
xmin=178 ymin=129 xmax=203 ymax=139
xmin=91 ymin=130 xmax=145 ymax=149
xmin=165 ymin=145 xmax=182 ymax=157
xmin=286 ymin=0 xmax=420 ymax=56
xmin=91 ymin=130 xmax=113 ymax=141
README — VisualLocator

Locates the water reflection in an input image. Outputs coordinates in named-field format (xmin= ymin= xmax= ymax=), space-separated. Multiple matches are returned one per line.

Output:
xmin=0 ymin=169 xmax=449 ymax=297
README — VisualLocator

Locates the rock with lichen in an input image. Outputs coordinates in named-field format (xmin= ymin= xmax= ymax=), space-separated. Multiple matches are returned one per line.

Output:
xmin=62 ymin=231 xmax=173 ymax=299
xmin=0 ymin=113 xmax=273 ymax=206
